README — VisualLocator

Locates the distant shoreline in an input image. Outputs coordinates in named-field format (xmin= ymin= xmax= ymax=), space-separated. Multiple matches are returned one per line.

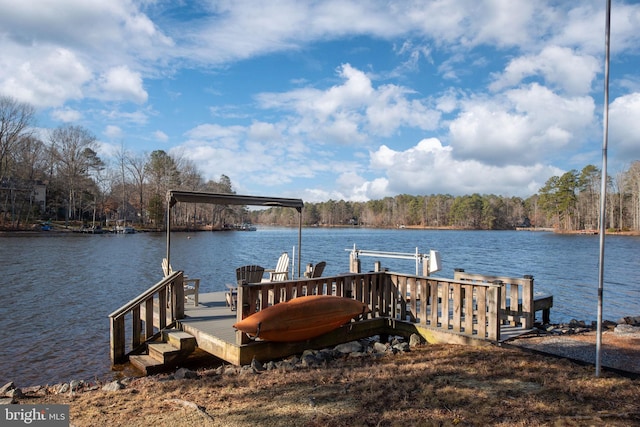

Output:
xmin=2 ymin=224 xmax=639 ymax=236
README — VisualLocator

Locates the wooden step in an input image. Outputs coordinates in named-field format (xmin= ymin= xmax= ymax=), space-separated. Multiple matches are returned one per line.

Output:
xmin=163 ymin=330 xmax=197 ymax=352
xmin=128 ymin=330 xmax=198 ymax=376
xmin=129 ymin=354 xmax=166 ymax=376
xmin=148 ymin=342 xmax=183 ymax=365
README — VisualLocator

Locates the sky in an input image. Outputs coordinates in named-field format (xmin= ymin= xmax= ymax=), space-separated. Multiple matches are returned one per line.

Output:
xmin=1 ymin=0 xmax=639 ymax=202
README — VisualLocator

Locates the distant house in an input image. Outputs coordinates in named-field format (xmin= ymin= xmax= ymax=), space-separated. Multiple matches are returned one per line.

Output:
xmin=0 ymin=178 xmax=47 ymax=212
xmin=517 ymin=217 xmax=532 ymax=228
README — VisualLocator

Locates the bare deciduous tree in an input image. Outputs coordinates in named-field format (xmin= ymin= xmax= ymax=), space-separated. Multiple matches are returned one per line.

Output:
xmin=0 ymin=96 xmax=35 ymax=183
xmin=49 ymin=125 xmax=100 ymax=221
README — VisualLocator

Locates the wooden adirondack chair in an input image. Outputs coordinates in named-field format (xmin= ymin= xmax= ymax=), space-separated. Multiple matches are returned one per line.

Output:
xmin=226 ymin=265 xmax=265 ymax=311
xmin=264 ymin=252 xmax=289 ymax=282
xmin=304 ymin=261 xmax=326 ymax=278
xmin=161 ymin=258 xmax=200 ymax=306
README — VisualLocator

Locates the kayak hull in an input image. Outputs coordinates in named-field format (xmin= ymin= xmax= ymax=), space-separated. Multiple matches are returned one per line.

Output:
xmin=233 ymin=295 xmax=370 ymax=342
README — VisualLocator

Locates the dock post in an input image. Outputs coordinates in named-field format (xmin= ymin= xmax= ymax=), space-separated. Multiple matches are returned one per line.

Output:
xmin=350 ymin=252 xmax=361 ymax=273
xmin=236 ymin=285 xmax=251 ymax=345
xmin=523 ymin=274 xmax=534 ymax=328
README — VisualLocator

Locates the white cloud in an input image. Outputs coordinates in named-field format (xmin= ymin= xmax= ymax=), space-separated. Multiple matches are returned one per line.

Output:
xmin=480 ymin=1 xmax=540 ymax=46
xmin=256 ymin=63 xmax=439 ymax=144
xmin=96 ymin=66 xmax=148 ymax=104
xmin=609 ymin=92 xmax=640 ymax=161
xmin=0 ymin=48 xmax=91 ymax=107
xmin=184 ymin=123 xmax=246 ymax=149
xmin=96 ymin=141 xmax=121 ymax=159
xmin=50 ymin=107 xmax=82 ymax=122
xmin=366 ymin=84 xmax=440 ymax=136
xmin=100 ymin=107 xmax=150 ymax=126
xmin=367 ymin=138 xmax=562 ymax=198
xmin=449 ymin=84 xmax=596 ymax=166
xmin=104 ymin=125 xmax=122 ymax=139
xmin=0 ymin=0 xmax=174 ymax=62
xmin=0 ymin=0 xmax=171 ymax=109
xmin=247 ymin=121 xmax=283 ymax=142
xmin=490 ymin=46 xmax=600 ymax=95
xmin=153 ymin=130 xmax=169 ymax=142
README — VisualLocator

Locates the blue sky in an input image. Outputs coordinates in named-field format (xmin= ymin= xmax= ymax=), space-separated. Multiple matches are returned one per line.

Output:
xmin=1 ymin=1 xmax=639 ymax=202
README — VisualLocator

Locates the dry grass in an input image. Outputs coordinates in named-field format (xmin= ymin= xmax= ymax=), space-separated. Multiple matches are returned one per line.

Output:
xmin=23 ymin=343 xmax=640 ymax=426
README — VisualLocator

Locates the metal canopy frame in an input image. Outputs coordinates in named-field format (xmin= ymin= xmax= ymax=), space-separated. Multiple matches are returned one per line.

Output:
xmin=165 ymin=190 xmax=304 ymax=278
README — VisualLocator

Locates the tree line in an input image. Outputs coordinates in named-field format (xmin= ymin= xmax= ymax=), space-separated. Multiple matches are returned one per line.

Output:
xmin=2 ymin=95 xmax=640 ymax=232
xmin=253 ymin=164 xmax=640 ymax=232
xmin=0 ymin=96 xmax=246 ymax=229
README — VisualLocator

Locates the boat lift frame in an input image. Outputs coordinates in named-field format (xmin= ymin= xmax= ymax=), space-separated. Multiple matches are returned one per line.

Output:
xmin=347 ymin=244 xmax=441 ymax=276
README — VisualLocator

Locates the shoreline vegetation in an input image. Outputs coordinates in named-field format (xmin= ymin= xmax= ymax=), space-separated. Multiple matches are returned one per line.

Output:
xmin=2 ymin=221 xmax=640 ymax=236
xmin=3 ymin=322 xmax=640 ymax=426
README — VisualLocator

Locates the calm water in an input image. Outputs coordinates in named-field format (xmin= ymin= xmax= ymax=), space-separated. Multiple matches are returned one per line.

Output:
xmin=1 ymin=228 xmax=638 ymax=387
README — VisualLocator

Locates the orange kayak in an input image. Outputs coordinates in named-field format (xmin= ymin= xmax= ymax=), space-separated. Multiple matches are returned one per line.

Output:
xmin=233 ymin=295 xmax=370 ymax=342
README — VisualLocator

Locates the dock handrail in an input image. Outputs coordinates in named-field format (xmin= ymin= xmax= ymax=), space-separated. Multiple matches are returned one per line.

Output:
xmin=109 ymin=270 xmax=185 ymax=365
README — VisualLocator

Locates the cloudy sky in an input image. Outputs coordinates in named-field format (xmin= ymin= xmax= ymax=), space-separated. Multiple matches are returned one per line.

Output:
xmin=1 ymin=0 xmax=639 ymax=202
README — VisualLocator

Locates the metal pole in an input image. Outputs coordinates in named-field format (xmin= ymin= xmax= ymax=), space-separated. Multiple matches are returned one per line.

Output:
xmin=166 ymin=192 xmax=172 ymax=268
xmin=596 ymin=0 xmax=611 ymax=377
xmin=297 ymin=207 xmax=303 ymax=278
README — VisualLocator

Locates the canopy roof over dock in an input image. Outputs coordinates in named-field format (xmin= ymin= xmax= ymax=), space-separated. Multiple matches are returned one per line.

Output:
xmin=168 ymin=190 xmax=304 ymax=210
xmin=165 ymin=190 xmax=305 ymax=277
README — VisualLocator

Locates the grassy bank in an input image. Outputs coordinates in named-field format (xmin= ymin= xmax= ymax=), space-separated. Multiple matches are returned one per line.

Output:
xmin=17 ymin=343 xmax=640 ymax=426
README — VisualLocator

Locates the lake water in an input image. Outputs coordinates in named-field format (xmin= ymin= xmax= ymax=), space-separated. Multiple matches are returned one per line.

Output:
xmin=1 ymin=228 xmax=638 ymax=387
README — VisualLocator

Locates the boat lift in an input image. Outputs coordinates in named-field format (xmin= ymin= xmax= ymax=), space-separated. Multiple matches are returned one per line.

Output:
xmin=346 ymin=244 xmax=441 ymax=276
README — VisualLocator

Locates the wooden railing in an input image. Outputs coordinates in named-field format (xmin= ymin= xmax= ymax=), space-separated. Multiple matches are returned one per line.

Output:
xmin=387 ymin=273 xmax=502 ymax=340
xmin=109 ymin=271 xmax=185 ymax=365
xmin=453 ymin=270 xmax=535 ymax=328
xmin=237 ymin=271 xmax=502 ymax=344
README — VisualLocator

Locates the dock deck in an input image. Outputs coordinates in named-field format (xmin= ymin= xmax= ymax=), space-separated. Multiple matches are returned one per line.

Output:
xmin=178 ymin=291 xmax=394 ymax=366
xmin=177 ymin=291 xmax=536 ymax=366
xmin=181 ymin=292 xmax=237 ymax=342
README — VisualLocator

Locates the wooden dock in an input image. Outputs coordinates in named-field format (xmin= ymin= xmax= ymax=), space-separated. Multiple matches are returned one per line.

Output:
xmin=109 ymin=270 xmax=553 ymax=370
xmin=179 ymin=290 xmax=542 ymax=365
xmin=179 ymin=291 xmax=393 ymax=366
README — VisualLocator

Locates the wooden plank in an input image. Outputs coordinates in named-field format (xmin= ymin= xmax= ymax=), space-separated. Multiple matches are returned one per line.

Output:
xmin=476 ymin=286 xmax=487 ymax=338
xmin=158 ymin=290 xmax=167 ymax=330
xmin=429 ymin=279 xmax=438 ymax=327
xmin=463 ymin=284 xmax=474 ymax=334
xmin=174 ymin=274 xmax=184 ymax=319
xmin=110 ymin=316 xmax=125 ymax=364
xmin=397 ymin=275 xmax=406 ymax=320
xmin=441 ymin=282 xmax=450 ymax=330
xmin=145 ymin=298 xmax=154 ymax=339
xmin=363 ymin=275 xmax=371 ymax=319
xmin=409 ymin=277 xmax=417 ymax=322
xmin=452 ymin=284 xmax=462 ymax=333
xmin=523 ymin=275 xmax=534 ymax=328
xmin=132 ymin=306 xmax=141 ymax=349
xmin=487 ymin=285 xmax=500 ymax=340
xmin=510 ymin=282 xmax=519 ymax=326
xmin=419 ymin=279 xmax=428 ymax=325
xmin=355 ymin=276 xmax=364 ymax=302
